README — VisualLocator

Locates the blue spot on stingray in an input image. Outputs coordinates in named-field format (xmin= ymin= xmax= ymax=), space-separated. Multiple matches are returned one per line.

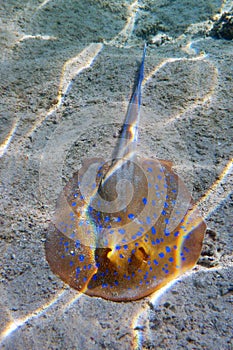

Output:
xmin=76 ymin=267 xmax=81 ymax=274
xmin=174 ymin=231 xmax=179 ymax=237
xmin=166 ymin=246 xmax=171 ymax=253
xmin=146 ymin=216 xmax=151 ymax=224
xmin=142 ymin=197 xmax=147 ymax=205
xmin=128 ymin=213 xmax=135 ymax=219
xmin=152 ymin=200 xmax=156 ymax=206
xmin=79 ymin=255 xmax=85 ymax=262
xmin=118 ymin=228 xmax=125 ymax=234
xmin=147 ymin=167 xmax=153 ymax=172
xmin=153 ymin=259 xmax=159 ymax=265
xmin=115 ymin=217 xmax=121 ymax=222
xmin=69 ymin=261 xmax=74 ymax=267
xmin=115 ymin=245 xmax=121 ymax=250
xmin=92 ymin=274 xmax=98 ymax=281
xmin=151 ymin=227 xmax=156 ymax=235
xmin=169 ymin=257 xmax=174 ymax=262
xmin=164 ymin=229 xmax=170 ymax=236
xmin=159 ymin=252 xmax=165 ymax=258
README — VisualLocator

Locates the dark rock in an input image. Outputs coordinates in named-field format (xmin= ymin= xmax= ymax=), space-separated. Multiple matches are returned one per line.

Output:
xmin=209 ymin=10 xmax=233 ymax=40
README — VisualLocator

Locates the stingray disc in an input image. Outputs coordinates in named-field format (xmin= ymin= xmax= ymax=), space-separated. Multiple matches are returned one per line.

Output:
xmin=46 ymin=156 xmax=206 ymax=301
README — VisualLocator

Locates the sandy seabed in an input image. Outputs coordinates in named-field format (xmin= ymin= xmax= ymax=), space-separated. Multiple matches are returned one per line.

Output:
xmin=0 ymin=1 xmax=232 ymax=349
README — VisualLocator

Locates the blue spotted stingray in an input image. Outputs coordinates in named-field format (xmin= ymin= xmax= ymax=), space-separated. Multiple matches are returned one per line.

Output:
xmin=46 ymin=45 xmax=206 ymax=301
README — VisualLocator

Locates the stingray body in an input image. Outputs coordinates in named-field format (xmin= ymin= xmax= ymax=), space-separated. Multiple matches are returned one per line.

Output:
xmin=46 ymin=45 xmax=206 ymax=301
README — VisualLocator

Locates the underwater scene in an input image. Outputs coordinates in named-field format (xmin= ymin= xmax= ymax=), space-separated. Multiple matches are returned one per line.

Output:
xmin=0 ymin=0 xmax=232 ymax=349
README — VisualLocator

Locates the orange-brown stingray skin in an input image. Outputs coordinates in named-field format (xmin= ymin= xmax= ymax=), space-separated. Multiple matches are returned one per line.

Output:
xmin=45 ymin=157 xmax=206 ymax=301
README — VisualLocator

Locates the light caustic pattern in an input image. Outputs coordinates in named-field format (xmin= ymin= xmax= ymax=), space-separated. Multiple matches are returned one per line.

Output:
xmin=46 ymin=46 xmax=206 ymax=301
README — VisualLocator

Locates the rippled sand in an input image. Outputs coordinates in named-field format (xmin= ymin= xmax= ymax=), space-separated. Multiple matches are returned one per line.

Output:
xmin=0 ymin=1 xmax=232 ymax=349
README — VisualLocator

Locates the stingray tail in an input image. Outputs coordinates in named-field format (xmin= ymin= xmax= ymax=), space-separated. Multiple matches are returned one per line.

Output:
xmin=112 ymin=43 xmax=147 ymax=161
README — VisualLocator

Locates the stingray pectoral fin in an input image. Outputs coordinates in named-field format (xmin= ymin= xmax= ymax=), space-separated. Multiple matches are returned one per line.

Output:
xmin=45 ymin=224 xmax=97 ymax=292
xmin=157 ymin=158 xmax=173 ymax=168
